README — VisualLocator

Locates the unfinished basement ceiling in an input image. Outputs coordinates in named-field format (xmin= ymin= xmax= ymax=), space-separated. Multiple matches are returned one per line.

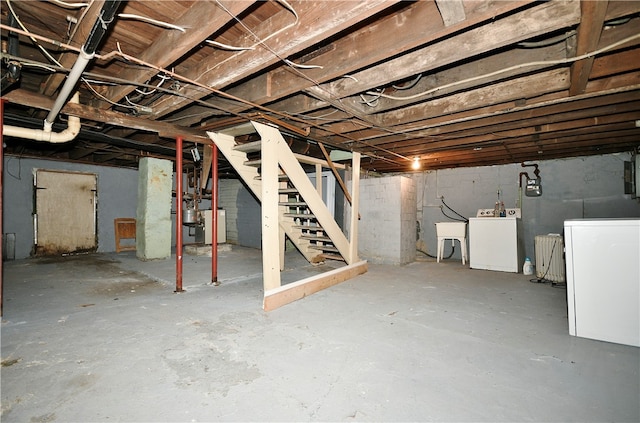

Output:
xmin=1 ymin=0 xmax=639 ymax=173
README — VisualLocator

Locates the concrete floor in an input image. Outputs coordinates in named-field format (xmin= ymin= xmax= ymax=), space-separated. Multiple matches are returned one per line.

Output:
xmin=1 ymin=246 xmax=638 ymax=422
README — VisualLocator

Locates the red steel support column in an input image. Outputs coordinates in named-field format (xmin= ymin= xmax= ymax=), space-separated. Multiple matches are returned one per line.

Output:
xmin=175 ymin=136 xmax=184 ymax=292
xmin=1 ymin=99 xmax=4 ymax=316
xmin=211 ymin=144 xmax=219 ymax=285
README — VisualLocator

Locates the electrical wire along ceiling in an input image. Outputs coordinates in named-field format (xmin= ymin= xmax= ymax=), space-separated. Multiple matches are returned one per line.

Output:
xmin=1 ymin=0 xmax=639 ymax=173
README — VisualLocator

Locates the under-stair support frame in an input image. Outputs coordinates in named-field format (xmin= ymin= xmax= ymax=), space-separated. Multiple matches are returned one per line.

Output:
xmin=208 ymin=121 xmax=366 ymax=310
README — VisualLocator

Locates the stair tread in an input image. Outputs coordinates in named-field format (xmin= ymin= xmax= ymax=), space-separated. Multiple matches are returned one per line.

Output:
xmin=244 ymin=159 xmax=261 ymax=167
xmin=279 ymin=188 xmax=299 ymax=194
xmin=284 ymin=213 xmax=316 ymax=219
xmin=300 ymin=235 xmax=332 ymax=242
xmin=320 ymin=253 xmax=346 ymax=262
xmin=292 ymin=225 xmax=324 ymax=231
xmin=233 ymin=141 xmax=262 ymax=153
xmin=309 ymin=245 xmax=340 ymax=253
xmin=279 ymin=201 xmax=307 ymax=206
xmin=254 ymin=174 xmax=290 ymax=180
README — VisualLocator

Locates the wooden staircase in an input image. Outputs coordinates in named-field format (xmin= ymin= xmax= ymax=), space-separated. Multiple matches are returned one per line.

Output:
xmin=208 ymin=121 xmax=367 ymax=310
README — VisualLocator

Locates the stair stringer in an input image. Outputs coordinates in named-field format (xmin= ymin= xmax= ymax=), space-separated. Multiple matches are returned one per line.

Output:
xmin=208 ymin=132 xmax=262 ymax=196
xmin=207 ymin=131 xmax=318 ymax=263
xmin=252 ymin=122 xmax=353 ymax=264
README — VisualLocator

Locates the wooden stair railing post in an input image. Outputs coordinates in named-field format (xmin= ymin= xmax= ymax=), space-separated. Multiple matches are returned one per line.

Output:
xmin=261 ymin=128 xmax=282 ymax=291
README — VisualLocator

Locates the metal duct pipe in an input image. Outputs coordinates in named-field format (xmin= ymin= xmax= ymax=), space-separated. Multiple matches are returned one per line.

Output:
xmin=4 ymin=92 xmax=81 ymax=143
xmin=44 ymin=0 xmax=122 ymax=130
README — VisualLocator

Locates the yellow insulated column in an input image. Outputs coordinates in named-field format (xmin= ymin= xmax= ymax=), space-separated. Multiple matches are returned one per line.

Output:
xmin=136 ymin=157 xmax=173 ymax=260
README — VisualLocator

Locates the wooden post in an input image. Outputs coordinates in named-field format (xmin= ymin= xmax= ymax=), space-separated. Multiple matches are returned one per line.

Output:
xmin=261 ymin=129 xmax=281 ymax=290
xmin=349 ymin=152 xmax=361 ymax=263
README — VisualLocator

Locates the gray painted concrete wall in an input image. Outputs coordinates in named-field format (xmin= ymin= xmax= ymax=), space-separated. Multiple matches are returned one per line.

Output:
xmin=3 ymin=157 xmax=138 ymax=259
xmin=2 ymin=157 xmax=203 ymax=259
xmin=359 ymin=175 xmax=417 ymax=264
xmin=6 ymin=152 xmax=637 ymax=264
xmin=407 ymin=153 xmax=640 ymax=267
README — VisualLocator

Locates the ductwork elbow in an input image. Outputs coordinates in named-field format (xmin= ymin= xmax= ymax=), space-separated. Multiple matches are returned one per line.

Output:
xmin=4 ymin=92 xmax=81 ymax=143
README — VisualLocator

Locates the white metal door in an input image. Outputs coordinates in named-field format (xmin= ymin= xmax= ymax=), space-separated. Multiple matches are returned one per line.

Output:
xmin=34 ymin=169 xmax=97 ymax=255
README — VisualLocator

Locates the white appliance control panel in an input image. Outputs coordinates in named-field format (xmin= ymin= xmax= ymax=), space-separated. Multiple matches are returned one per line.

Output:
xmin=476 ymin=208 xmax=521 ymax=218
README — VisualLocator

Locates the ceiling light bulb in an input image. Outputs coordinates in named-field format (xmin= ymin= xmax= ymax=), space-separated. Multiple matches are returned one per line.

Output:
xmin=412 ymin=157 xmax=421 ymax=170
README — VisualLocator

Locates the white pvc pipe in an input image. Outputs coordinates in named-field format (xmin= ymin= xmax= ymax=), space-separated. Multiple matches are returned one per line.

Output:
xmin=4 ymin=92 xmax=81 ymax=143
xmin=44 ymin=51 xmax=92 ymax=131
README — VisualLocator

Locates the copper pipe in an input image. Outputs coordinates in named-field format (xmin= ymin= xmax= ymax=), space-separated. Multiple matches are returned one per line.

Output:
xmin=175 ymin=136 xmax=184 ymax=293
xmin=211 ymin=144 xmax=219 ymax=286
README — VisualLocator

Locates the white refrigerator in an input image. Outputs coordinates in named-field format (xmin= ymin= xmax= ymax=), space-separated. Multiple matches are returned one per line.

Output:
xmin=564 ymin=219 xmax=640 ymax=347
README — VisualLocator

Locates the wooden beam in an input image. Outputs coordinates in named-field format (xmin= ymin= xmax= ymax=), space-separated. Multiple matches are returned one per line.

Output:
xmin=100 ymin=1 xmax=254 ymax=107
xmin=335 ymin=39 xmax=571 ymax=117
xmin=1 ymin=89 xmax=209 ymax=143
xmin=435 ymin=0 xmax=466 ymax=26
xmin=263 ymin=260 xmax=368 ymax=311
xmin=326 ymin=68 xmax=572 ymax=139
xmin=324 ymin=72 xmax=639 ymax=145
xmin=367 ymin=88 xmax=640 ymax=149
xmin=570 ymin=0 xmax=609 ymax=95
xmin=377 ymin=108 xmax=640 ymax=155
xmin=41 ymin=0 xmax=106 ymax=96
xmin=148 ymin=1 xmax=396 ymax=119
xmin=315 ymin=1 xmax=579 ymax=102
xmin=226 ymin=1 xmax=534 ymax=112
xmin=200 ymin=144 xmax=213 ymax=191
xmin=304 ymin=85 xmax=379 ymax=136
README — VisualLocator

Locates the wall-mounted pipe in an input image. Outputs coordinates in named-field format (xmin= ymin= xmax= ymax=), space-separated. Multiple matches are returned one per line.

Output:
xmin=518 ymin=171 xmax=530 ymax=208
xmin=3 ymin=93 xmax=81 ymax=143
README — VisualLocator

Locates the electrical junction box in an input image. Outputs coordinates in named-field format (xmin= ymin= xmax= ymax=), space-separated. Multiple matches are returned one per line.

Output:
xmin=526 ymin=177 xmax=542 ymax=197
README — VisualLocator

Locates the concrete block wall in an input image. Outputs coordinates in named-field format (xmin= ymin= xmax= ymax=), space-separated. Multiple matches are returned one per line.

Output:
xmin=217 ymin=179 xmax=261 ymax=248
xmin=400 ymin=176 xmax=418 ymax=264
xmin=358 ymin=175 xmax=416 ymax=264
xmin=407 ymin=152 xmax=640 ymax=266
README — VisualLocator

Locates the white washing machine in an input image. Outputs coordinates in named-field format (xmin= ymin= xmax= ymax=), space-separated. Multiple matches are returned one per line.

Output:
xmin=469 ymin=208 xmax=523 ymax=272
